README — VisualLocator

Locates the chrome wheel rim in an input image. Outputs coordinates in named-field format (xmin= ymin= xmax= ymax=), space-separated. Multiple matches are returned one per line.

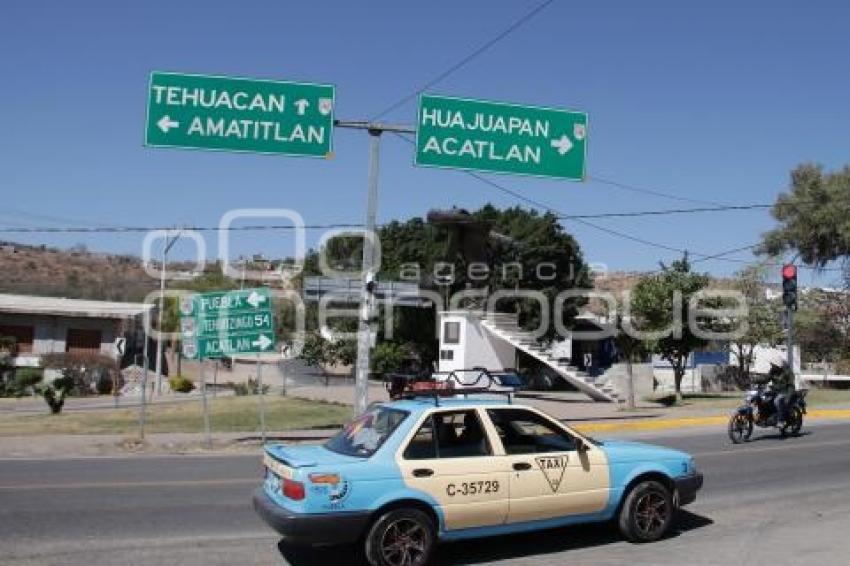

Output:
xmin=380 ymin=518 xmax=428 ymax=566
xmin=634 ymin=490 xmax=670 ymax=539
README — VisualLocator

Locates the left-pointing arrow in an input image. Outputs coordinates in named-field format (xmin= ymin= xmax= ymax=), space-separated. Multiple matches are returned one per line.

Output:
xmin=157 ymin=115 xmax=180 ymax=133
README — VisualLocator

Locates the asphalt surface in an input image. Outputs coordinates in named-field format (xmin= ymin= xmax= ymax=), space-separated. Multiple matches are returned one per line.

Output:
xmin=3 ymin=421 xmax=850 ymax=565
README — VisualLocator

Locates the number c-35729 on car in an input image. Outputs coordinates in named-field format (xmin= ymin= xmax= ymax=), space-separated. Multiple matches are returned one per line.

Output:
xmin=253 ymin=376 xmax=703 ymax=566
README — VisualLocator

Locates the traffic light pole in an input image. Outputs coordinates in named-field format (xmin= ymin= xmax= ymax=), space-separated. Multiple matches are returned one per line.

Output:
xmin=787 ymin=306 xmax=800 ymax=389
xmin=334 ymin=120 xmax=416 ymax=416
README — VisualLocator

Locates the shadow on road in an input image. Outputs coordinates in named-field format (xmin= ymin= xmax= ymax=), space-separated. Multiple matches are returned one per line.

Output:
xmin=746 ymin=430 xmax=813 ymax=443
xmin=276 ymin=510 xmax=713 ymax=565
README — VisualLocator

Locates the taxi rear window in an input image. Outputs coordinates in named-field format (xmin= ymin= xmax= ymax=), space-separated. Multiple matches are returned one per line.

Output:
xmin=324 ymin=406 xmax=408 ymax=458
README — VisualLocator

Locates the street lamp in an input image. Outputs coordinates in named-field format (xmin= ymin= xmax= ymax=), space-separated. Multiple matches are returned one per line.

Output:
xmin=155 ymin=230 xmax=181 ymax=395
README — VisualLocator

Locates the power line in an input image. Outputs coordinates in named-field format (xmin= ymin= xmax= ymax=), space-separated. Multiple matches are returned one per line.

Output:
xmin=587 ymin=175 xmax=729 ymax=207
xmin=559 ymin=203 xmax=771 ymax=220
xmin=370 ymin=0 xmax=557 ymax=121
xmin=0 ymin=223 xmax=366 ymax=234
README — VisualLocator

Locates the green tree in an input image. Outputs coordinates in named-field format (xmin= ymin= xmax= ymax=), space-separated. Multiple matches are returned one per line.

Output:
xmin=728 ymin=263 xmax=783 ymax=388
xmin=760 ymin=163 xmax=850 ymax=267
xmin=302 ymin=205 xmax=592 ymax=366
xmin=796 ymin=308 xmax=844 ymax=369
xmin=630 ymin=255 xmax=710 ymax=403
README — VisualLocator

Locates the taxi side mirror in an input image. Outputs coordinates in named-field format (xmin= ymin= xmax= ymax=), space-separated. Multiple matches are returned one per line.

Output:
xmin=575 ymin=437 xmax=589 ymax=452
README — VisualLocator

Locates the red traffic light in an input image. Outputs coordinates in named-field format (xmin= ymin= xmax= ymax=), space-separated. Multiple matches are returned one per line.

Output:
xmin=782 ymin=264 xmax=797 ymax=280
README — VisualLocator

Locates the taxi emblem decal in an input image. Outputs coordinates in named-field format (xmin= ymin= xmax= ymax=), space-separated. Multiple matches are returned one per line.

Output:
xmin=536 ymin=455 xmax=568 ymax=493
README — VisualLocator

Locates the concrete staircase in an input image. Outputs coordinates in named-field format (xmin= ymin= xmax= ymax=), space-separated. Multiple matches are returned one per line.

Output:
xmin=478 ymin=312 xmax=619 ymax=403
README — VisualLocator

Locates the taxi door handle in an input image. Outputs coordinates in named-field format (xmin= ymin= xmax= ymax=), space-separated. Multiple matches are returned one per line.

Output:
xmin=513 ymin=462 xmax=532 ymax=471
xmin=413 ymin=468 xmax=434 ymax=477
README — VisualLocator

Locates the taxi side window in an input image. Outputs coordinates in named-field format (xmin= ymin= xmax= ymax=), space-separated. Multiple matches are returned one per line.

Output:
xmin=403 ymin=410 xmax=491 ymax=459
xmin=486 ymin=408 xmax=576 ymax=455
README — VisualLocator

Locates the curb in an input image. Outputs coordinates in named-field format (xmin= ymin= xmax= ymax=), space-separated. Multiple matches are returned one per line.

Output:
xmin=571 ymin=409 xmax=850 ymax=434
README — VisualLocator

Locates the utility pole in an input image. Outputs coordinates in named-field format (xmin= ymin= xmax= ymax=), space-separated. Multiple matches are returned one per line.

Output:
xmin=155 ymin=230 xmax=181 ymax=395
xmin=335 ymin=120 xmax=415 ymax=416
xmin=781 ymin=264 xmax=800 ymax=388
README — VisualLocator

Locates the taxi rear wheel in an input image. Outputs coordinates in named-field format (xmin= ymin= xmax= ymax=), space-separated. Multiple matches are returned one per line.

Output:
xmin=364 ymin=508 xmax=435 ymax=566
xmin=618 ymin=480 xmax=674 ymax=543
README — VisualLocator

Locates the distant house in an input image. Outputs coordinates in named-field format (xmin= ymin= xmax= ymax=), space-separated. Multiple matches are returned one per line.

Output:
xmin=0 ymin=294 xmax=151 ymax=368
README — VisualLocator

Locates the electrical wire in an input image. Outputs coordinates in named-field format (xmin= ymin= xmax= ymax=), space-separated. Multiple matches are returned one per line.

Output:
xmin=370 ymin=0 xmax=558 ymax=121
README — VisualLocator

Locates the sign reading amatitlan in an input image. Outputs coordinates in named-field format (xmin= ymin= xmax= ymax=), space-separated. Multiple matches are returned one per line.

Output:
xmin=145 ymin=72 xmax=335 ymax=157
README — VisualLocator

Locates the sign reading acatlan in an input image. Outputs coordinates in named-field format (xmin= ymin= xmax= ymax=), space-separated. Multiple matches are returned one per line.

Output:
xmin=415 ymin=94 xmax=587 ymax=180
xmin=145 ymin=72 xmax=335 ymax=157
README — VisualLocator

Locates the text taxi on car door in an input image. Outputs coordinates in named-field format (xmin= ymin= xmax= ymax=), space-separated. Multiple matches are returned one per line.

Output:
xmin=253 ymin=370 xmax=703 ymax=566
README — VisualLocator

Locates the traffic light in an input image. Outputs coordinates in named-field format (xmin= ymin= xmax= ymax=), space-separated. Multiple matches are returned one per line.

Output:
xmin=782 ymin=264 xmax=797 ymax=311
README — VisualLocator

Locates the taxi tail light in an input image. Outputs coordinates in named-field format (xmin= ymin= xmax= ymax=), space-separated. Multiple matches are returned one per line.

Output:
xmin=309 ymin=473 xmax=341 ymax=485
xmin=282 ymin=478 xmax=305 ymax=500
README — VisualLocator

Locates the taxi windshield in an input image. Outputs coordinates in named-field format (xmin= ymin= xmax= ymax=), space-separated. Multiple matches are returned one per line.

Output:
xmin=324 ymin=406 xmax=408 ymax=458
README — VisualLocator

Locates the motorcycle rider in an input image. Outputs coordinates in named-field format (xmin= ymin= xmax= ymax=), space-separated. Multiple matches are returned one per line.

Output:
xmin=767 ymin=352 xmax=795 ymax=428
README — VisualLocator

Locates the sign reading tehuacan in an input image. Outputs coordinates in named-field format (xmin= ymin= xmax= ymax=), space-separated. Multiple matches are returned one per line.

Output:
xmin=145 ymin=72 xmax=335 ymax=157
xmin=414 ymin=94 xmax=587 ymax=181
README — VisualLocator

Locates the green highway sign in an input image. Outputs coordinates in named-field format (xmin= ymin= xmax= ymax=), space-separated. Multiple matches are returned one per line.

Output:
xmin=414 ymin=94 xmax=587 ymax=180
xmin=145 ymin=72 xmax=335 ymax=157
xmin=179 ymin=288 xmax=272 ymax=317
xmin=179 ymin=288 xmax=276 ymax=359
xmin=183 ymin=331 xmax=276 ymax=360
xmin=181 ymin=311 xmax=273 ymax=339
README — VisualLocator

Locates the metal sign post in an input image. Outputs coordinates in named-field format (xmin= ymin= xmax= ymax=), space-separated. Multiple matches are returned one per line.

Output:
xmin=200 ymin=360 xmax=211 ymax=449
xmin=138 ymin=336 xmax=149 ymax=440
xmin=335 ymin=121 xmax=415 ymax=416
xmin=257 ymin=355 xmax=266 ymax=443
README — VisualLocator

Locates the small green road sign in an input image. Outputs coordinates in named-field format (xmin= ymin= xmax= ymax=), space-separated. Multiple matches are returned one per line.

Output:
xmin=181 ymin=311 xmax=273 ymax=339
xmin=414 ymin=94 xmax=587 ymax=181
xmin=179 ymin=288 xmax=276 ymax=359
xmin=179 ymin=288 xmax=272 ymax=317
xmin=145 ymin=72 xmax=335 ymax=157
xmin=183 ymin=331 xmax=276 ymax=359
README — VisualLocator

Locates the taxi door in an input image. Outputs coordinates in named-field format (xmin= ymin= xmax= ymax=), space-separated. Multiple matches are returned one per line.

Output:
xmin=397 ymin=408 xmax=509 ymax=531
xmin=484 ymin=407 xmax=610 ymax=524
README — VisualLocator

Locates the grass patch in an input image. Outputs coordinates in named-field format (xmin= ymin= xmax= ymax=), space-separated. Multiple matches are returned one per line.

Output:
xmin=0 ymin=395 xmax=351 ymax=436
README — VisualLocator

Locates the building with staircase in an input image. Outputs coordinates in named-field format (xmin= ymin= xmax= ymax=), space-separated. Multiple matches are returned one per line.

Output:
xmin=436 ymin=310 xmax=633 ymax=402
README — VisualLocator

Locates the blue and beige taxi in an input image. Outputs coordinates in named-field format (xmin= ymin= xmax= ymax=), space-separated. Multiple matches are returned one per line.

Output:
xmin=254 ymin=380 xmax=703 ymax=566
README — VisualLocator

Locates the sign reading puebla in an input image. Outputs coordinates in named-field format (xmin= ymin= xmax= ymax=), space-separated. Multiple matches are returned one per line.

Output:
xmin=145 ymin=72 xmax=335 ymax=157
xmin=179 ymin=288 xmax=276 ymax=359
xmin=415 ymin=94 xmax=587 ymax=180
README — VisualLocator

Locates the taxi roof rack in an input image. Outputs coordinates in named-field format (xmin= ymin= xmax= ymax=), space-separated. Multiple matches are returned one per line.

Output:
xmin=385 ymin=368 xmax=515 ymax=407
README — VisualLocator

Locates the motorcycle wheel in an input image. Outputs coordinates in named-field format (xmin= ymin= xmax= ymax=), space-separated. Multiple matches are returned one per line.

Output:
xmin=728 ymin=413 xmax=753 ymax=444
xmin=784 ymin=407 xmax=803 ymax=437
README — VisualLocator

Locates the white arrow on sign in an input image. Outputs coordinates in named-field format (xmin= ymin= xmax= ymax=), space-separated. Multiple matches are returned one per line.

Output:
xmin=157 ymin=115 xmax=180 ymax=133
xmin=246 ymin=291 xmax=267 ymax=308
xmin=550 ymin=134 xmax=573 ymax=156
xmin=253 ymin=334 xmax=273 ymax=350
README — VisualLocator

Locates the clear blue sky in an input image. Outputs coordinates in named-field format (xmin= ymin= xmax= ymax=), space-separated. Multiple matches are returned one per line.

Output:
xmin=1 ymin=0 xmax=848 ymax=286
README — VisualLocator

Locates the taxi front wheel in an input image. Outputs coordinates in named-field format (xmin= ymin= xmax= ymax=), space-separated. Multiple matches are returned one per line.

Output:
xmin=618 ymin=480 xmax=674 ymax=543
xmin=364 ymin=508 xmax=436 ymax=566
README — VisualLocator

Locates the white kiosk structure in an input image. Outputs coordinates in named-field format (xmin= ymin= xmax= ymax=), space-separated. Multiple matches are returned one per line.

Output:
xmin=436 ymin=310 xmax=620 ymax=402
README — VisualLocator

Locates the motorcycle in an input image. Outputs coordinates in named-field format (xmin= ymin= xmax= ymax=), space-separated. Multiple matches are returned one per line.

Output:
xmin=728 ymin=384 xmax=807 ymax=444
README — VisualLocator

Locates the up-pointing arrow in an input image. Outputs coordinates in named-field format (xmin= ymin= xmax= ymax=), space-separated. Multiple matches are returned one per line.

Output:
xmin=157 ymin=115 xmax=180 ymax=133
xmin=550 ymin=134 xmax=573 ymax=156
xmin=253 ymin=334 xmax=273 ymax=350
xmin=246 ymin=291 xmax=266 ymax=308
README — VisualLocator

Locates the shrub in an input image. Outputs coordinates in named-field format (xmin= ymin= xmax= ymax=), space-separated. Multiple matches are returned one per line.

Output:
xmin=41 ymin=352 xmax=118 ymax=396
xmin=168 ymin=375 xmax=195 ymax=393
xmin=8 ymin=368 xmax=44 ymax=397
xmin=371 ymin=342 xmax=408 ymax=378
xmin=233 ymin=378 xmax=269 ymax=396
xmin=35 ymin=371 xmax=76 ymax=414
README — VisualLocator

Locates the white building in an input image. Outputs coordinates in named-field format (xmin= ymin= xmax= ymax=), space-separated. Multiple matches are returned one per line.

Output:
xmin=0 ymin=294 xmax=151 ymax=367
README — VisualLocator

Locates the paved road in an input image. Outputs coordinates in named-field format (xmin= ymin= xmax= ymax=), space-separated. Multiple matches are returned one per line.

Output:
xmin=3 ymin=421 xmax=850 ymax=565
